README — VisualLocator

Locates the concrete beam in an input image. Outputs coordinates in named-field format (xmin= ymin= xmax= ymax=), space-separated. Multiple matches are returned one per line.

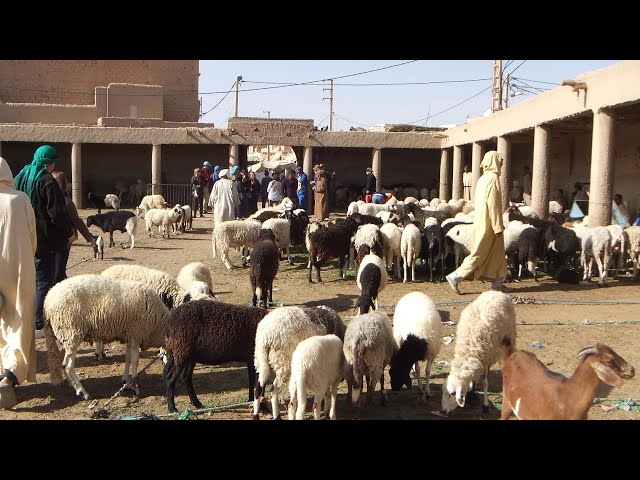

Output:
xmin=151 ymin=144 xmax=161 ymax=195
xmin=439 ymin=149 xmax=451 ymax=201
xmin=372 ymin=148 xmax=382 ymax=191
xmin=452 ymin=145 xmax=464 ymax=200
xmin=531 ymin=125 xmax=551 ymax=218
xmin=588 ymin=108 xmax=616 ymax=227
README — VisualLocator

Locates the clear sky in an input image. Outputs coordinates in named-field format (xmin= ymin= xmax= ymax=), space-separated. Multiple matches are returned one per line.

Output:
xmin=197 ymin=60 xmax=619 ymax=130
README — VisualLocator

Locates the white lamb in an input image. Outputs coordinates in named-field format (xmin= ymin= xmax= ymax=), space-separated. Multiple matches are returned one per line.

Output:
xmin=401 ymin=223 xmax=422 ymax=283
xmin=262 ymin=217 xmax=293 ymax=265
xmin=389 ymin=292 xmax=442 ymax=399
xmin=353 ymin=223 xmax=382 ymax=265
xmin=380 ymin=222 xmax=402 ymax=280
xmin=347 ymin=201 xmax=359 ymax=216
xmin=177 ymin=262 xmax=215 ymax=300
xmin=605 ymin=224 xmax=626 ymax=276
xmin=581 ymin=226 xmax=612 ymax=286
xmin=625 ymin=226 xmax=640 ymax=278
xmin=136 ymin=194 xmax=168 ymax=216
xmin=358 ymin=202 xmax=396 ymax=217
xmin=211 ymin=219 xmax=262 ymax=269
xmin=445 ymin=223 xmax=474 ymax=268
xmin=44 ymin=274 xmax=170 ymax=399
xmin=288 ymin=334 xmax=345 ymax=420
xmin=343 ymin=310 xmax=396 ymax=408
xmin=104 ymin=193 xmax=121 ymax=211
xmin=145 ymin=206 xmax=183 ymax=239
xmin=441 ymin=290 xmax=517 ymax=415
xmin=356 ymin=253 xmax=388 ymax=313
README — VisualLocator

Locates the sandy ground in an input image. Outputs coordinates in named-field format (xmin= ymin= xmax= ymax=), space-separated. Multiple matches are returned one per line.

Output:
xmin=2 ymin=209 xmax=639 ymax=421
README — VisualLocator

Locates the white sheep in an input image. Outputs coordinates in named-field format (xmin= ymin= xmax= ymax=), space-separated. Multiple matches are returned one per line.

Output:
xmin=445 ymin=223 xmax=474 ymax=268
xmin=441 ymin=290 xmax=517 ymax=415
xmin=380 ymin=222 xmax=402 ymax=280
xmin=343 ymin=310 xmax=396 ymax=408
xmin=252 ymin=305 xmax=346 ymax=420
xmin=375 ymin=211 xmax=399 ymax=224
xmin=401 ymin=223 xmax=422 ymax=283
xmin=353 ymin=223 xmax=383 ymax=265
xmin=288 ymin=334 xmax=345 ymax=420
xmin=605 ymin=224 xmax=626 ymax=276
xmin=356 ymin=253 xmax=388 ymax=313
xmin=211 ymin=219 xmax=262 ymax=269
xmin=145 ymin=206 xmax=182 ymax=239
xmin=625 ymin=226 xmax=640 ymax=279
xmin=430 ymin=198 xmax=441 ymax=208
xmin=347 ymin=201 xmax=359 ymax=216
xmin=389 ymin=292 xmax=441 ymax=400
xmin=262 ymin=217 xmax=293 ymax=265
xmin=581 ymin=226 xmax=612 ymax=286
xmin=44 ymin=274 xmax=170 ymax=399
xmin=136 ymin=194 xmax=168 ymax=216
xmin=549 ymin=200 xmax=564 ymax=214
xmin=104 ymin=193 xmax=121 ymax=211
xmin=177 ymin=262 xmax=215 ymax=299
xmin=358 ymin=202 xmax=395 ymax=217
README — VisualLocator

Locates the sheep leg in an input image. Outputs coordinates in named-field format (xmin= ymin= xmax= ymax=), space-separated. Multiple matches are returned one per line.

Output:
xmin=221 ymin=250 xmax=233 ymax=270
xmin=597 ymin=250 xmax=608 ymax=285
xmin=411 ymin=259 xmax=416 ymax=283
xmin=94 ymin=340 xmax=106 ymax=360
xmin=352 ymin=374 xmax=362 ymax=407
xmin=166 ymin=360 xmax=186 ymax=413
xmin=109 ymin=230 xmax=115 ymax=248
xmin=339 ymin=256 xmax=346 ymax=279
xmin=329 ymin=380 xmax=339 ymax=420
xmin=365 ymin=375 xmax=376 ymax=407
xmin=396 ymin=253 xmax=402 ymax=281
xmin=126 ymin=346 xmax=141 ymax=397
xmin=379 ymin=371 xmax=388 ymax=406
xmin=183 ymin=358 xmax=203 ymax=409
xmin=429 ymin=254 xmax=433 ymax=282
xmin=267 ymin=279 xmax=274 ymax=306
xmin=122 ymin=347 xmax=131 ymax=384
xmin=313 ymin=390 xmax=325 ymax=420
xmin=287 ymin=244 xmax=293 ymax=265
xmin=424 ymin=357 xmax=433 ymax=397
xmin=481 ymin=367 xmax=490 ymax=414
xmin=64 ymin=348 xmax=90 ymax=400
xmin=270 ymin=383 xmax=281 ymax=420
xmin=129 ymin=232 xmax=135 ymax=249
xmin=413 ymin=362 xmax=424 ymax=396
xmin=403 ymin=257 xmax=408 ymax=283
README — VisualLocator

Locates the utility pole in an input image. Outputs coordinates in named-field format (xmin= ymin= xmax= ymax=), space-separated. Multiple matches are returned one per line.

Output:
xmin=234 ymin=75 xmax=243 ymax=118
xmin=323 ymin=79 xmax=334 ymax=131
xmin=263 ymin=110 xmax=271 ymax=161
xmin=502 ymin=73 xmax=510 ymax=109
xmin=492 ymin=60 xmax=503 ymax=113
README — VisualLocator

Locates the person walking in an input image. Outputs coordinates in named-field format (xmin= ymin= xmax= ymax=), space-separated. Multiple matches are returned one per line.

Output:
xmin=51 ymin=171 xmax=97 ymax=283
xmin=13 ymin=145 xmax=74 ymax=339
xmin=0 ymin=157 xmax=38 ymax=409
xmin=446 ymin=151 xmax=510 ymax=295
xmin=191 ymin=167 xmax=206 ymax=217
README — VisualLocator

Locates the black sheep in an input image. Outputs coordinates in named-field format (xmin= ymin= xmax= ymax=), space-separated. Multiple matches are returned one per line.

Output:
xmin=250 ymin=229 xmax=280 ymax=308
xmin=357 ymin=213 xmax=383 ymax=227
xmin=87 ymin=192 xmax=107 ymax=214
xmin=421 ymin=224 xmax=445 ymax=282
xmin=164 ymin=299 xmax=268 ymax=413
xmin=308 ymin=213 xmax=364 ymax=283
xmin=389 ymin=334 xmax=429 ymax=391
xmin=354 ymin=263 xmax=381 ymax=315
xmin=86 ymin=210 xmax=137 ymax=248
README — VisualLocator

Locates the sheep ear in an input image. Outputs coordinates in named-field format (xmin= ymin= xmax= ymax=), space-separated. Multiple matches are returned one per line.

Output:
xmin=456 ymin=387 xmax=466 ymax=408
xmin=183 ymin=293 xmax=192 ymax=303
xmin=208 ymin=289 xmax=216 ymax=298
xmin=592 ymin=362 xmax=625 ymax=387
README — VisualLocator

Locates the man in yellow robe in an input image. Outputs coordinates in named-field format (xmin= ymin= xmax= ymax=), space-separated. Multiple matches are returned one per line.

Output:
xmin=0 ymin=157 xmax=37 ymax=409
xmin=446 ymin=151 xmax=509 ymax=294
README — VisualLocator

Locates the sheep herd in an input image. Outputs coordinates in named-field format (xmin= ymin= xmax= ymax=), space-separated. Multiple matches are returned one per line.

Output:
xmin=37 ymin=191 xmax=638 ymax=420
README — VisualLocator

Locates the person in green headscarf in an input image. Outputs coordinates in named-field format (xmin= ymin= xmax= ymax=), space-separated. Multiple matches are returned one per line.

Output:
xmin=446 ymin=150 xmax=510 ymax=294
xmin=14 ymin=145 xmax=74 ymax=338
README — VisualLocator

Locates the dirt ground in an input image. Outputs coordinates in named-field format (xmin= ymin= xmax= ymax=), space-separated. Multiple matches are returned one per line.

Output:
xmin=2 ymin=208 xmax=639 ymax=421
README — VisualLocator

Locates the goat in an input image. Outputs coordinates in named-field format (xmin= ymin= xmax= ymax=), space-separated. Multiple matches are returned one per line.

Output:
xmin=500 ymin=339 xmax=635 ymax=420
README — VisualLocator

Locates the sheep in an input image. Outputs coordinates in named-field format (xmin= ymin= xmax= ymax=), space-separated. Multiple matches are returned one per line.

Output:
xmin=419 ymin=187 xmax=430 ymax=200
xmin=135 ymin=194 xmax=168 ymax=217
xmin=549 ymin=200 xmax=564 ymax=214
xmin=375 ymin=211 xmax=399 ymax=224
xmin=177 ymin=262 xmax=215 ymax=299
xmin=163 ymin=299 xmax=268 ymax=413
xmin=625 ymin=226 xmax=640 ymax=279
xmin=308 ymin=213 xmax=364 ymax=283
xmin=86 ymin=210 xmax=137 ymax=249
xmin=129 ymin=180 xmax=147 ymax=207
xmin=287 ymin=334 xmax=345 ymax=420
xmin=504 ymin=221 xmax=537 ymax=273
xmin=93 ymin=235 xmax=104 ymax=260
xmin=287 ymin=208 xmax=310 ymax=248
xmin=444 ymin=223 xmax=474 ymax=269
xmin=179 ymin=204 xmax=193 ymax=232
xmin=87 ymin=192 xmax=119 ymax=214
xmin=516 ymin=226 xmax=541 ymax=281
xmin=250 ymin=229 xmax=280 ymax=308
xmin=401 ymin=223 xmax=422 ymax=283
xmin=248 ymin=198 xmax=294 ymax=222
xmin=144 ymin=206 xmax=183 ymax=239
xmin=347 ymin=201 xmax=359 ymax=216
xmin=211 ymin=218 xmax=262 ymax=269
xmin=44 ymin=274 xmax=170 ymax=399
xmin=353 ymin=223 xmax=383 ymax=265
xmin=262 ymin=217 xmax=293 ymax=265
xmin=389 ymin=292 xmax=442 ymax=401
xmin=358 ymin=202 xmax=395 ymax=217
xmin=252 ymin=305 xmax=346 ymax=419
xmin=421 ymin=223 xmax=445 ymax=282
xmin=543 ymin=223 xmax=581 ymax=271
xmin=355 ymin=254 xmax=388 ymax=314
xmin=380 ymin=222 xmax=402 ymax=281
xmin=403 ymin=187 xmax=419 ymax=199
xmin=441 ymin=290 xmax=517 ymax=415
xmin=101 ymin=264 xmax=188 ymax=310
xmin=343 ymin=310 xmax=396 ymax=408
xmin=605 ymin=224 xmax=626 ymax=276
xmin=580 ymin=226 xmax=612 ymax=286
xmin=500 ymin=339 xmax=634 ymax=420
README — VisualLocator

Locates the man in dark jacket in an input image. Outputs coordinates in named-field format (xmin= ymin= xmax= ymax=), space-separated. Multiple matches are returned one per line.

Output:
xmin=14 ymin=145 xmax=74 ymax=337
xmin=281 ymin=170 xmax=300 ymax=208
xmin=365 ymin=167 xmax=377 ymax=200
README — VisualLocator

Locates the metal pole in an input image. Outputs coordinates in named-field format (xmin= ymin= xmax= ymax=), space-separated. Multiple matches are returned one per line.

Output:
xmin=234 ymin=75 xmax=242 ymax=117
xmin=329 ymin=79 xmax=334 ymax=131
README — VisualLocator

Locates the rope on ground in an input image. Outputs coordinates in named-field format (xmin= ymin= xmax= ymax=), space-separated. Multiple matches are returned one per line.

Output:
xmin=113 ymin=400 xmax=255 ymax=420
xmin=66 ymin=257 xmax=93 ymax=270
xmin=90 ymin=355 xmax=159 ymax=419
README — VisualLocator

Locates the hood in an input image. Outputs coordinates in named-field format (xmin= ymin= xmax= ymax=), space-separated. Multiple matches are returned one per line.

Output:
xmin=481 ymin=150 xmax=502 ymax=176
xmin=0 ymin=157 xmax=15 ymax=188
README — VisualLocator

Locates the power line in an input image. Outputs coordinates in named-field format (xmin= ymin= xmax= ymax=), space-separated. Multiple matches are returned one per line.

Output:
xmin=407 ymin=83 xmax=493 ymax=124
xmin=201 ymin=82 xmax=235 ymax=116
xmin=243 ymin=77 xmax=492 ymax=87
xmin=333 ymin=112 xmax=369 ymax=128
xmin=513 ymin=77 xmax=561 ymax=86
xmin=509 ymin=60 xmax=527 ymax=77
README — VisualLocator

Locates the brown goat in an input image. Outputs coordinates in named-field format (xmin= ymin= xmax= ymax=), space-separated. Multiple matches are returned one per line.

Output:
xmin=500 ymin=339 xmax=635 ymax=420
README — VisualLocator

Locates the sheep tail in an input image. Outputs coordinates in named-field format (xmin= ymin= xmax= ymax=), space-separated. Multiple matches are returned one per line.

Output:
xmin=254 ymin=342 xmax=271 ymax=389
xmin=44 ymin=319 xmax=65 ymax=386
xmin=500 ymin=336 xmax=514 ymax=363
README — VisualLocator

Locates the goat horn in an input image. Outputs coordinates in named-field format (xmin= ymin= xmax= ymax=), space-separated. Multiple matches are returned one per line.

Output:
xmin=577 ymin=346 xmax=597 ymax=359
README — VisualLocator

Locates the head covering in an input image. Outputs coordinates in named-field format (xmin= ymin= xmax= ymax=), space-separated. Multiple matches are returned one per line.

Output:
xmin=218 ymin=168 xmax=229 ymax=178
xmin=203 ymin=161 xmax=212 ymax=167
xmin=214 ymin=165 xmax=221 ymax=172
xmin=230 ymin=165 xmax=239 ymax=176
xmin=0 ymin=156 xmax=16 ymax=189
xmin=296 ymin=166 xmax=303 ymax=173
xmin=480 ymin=150 xmax=502 ymax=176
xmin=14 ymin=145 xmax=60 ymax=204
xmin=366 ymin=167 xmax=373 ymax=173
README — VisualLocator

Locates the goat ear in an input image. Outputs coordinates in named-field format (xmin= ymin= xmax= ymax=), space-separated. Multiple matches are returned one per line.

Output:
xmin=592 ymin=362 xmax=625 ymax=387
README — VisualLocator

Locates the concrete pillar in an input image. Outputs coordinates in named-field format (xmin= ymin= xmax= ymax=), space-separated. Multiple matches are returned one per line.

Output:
xmin=452 ymin=145 xmax=464 ymax=200
xmin=303 ymin=146 xmax=313 ymax=211
xmin=497 ymin=136 xmax=511 ymax=211
xmin=531 ymin=125 xmax=552 ymax=218
xmin=439 ymin=149 xmax=451 ymax=201
xmin=471 ymin=142 xmax=484 ymax=200
xmin=151 ymin=144 xmax=162 ymax=195
xmin=229 ymin=144 xmax=239 ymax=168
xmin=0 ymin=141 xmax=3 ymax=158
xmin=589 ymin=108 xmax=616 ymax=227
xmin=71 ymin=143 xmax=82 ymax=208
xmin=372 ymin=148 xmax=382 ymax=191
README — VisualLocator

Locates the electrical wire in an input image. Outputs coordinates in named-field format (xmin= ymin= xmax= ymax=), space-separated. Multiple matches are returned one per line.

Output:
xmin=407 ymin=84 xmax=493 ymax=124
xmin=243 ymin=77 xmax=492 ymax=87
xmin=201 ymin=82 xmax=235 ymax=116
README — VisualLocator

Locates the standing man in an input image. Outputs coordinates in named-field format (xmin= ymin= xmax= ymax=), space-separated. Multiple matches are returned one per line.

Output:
xmin=446 ymin=151 xmax=510 ymax=295
xmin=522 ymin=165 xmax=532 ymax=206
xmin=295 ymin=166 xmax=308 ymax=212
xmin=13 ymin=145 xmax=74 ymax=339
xmin=0 ymin=157 xmax=38 ymax=409
xmin=365 ymin=167 xmax=376 ymax=202
xmin=210 ymin=169 xmax=239 ymax=228
xmin=260 ymin=170 xmax=271 ymax=209
xmin=463 ymin=165 xmax=472 ymax=202
xmin=281 ymin=170 xmax=299 ymax=208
